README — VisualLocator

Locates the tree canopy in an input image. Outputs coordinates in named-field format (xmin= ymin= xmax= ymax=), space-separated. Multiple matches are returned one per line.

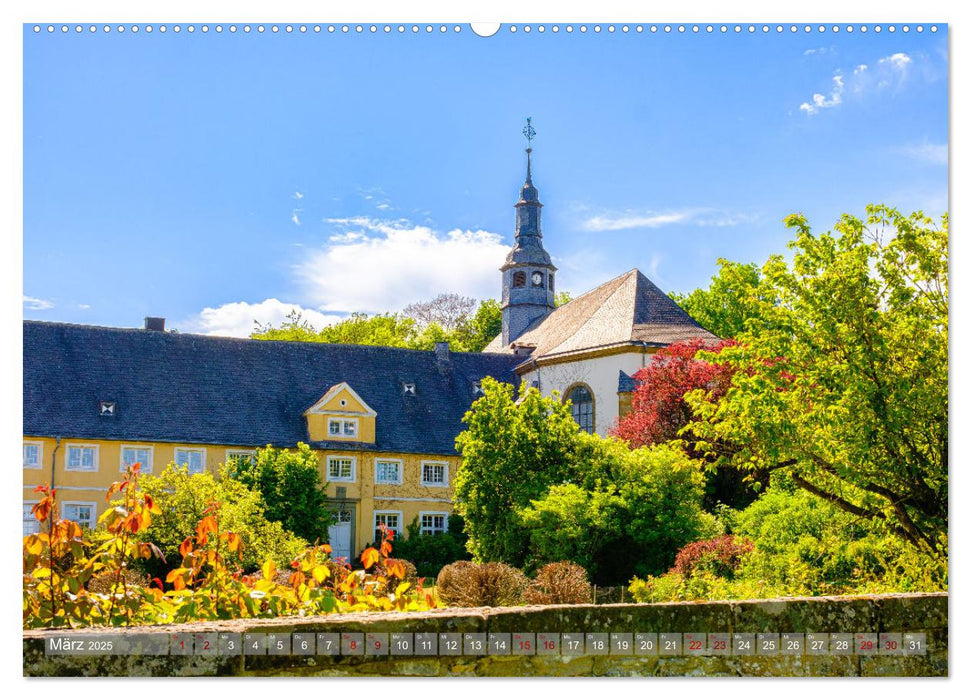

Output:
xmin=226 ymin=443 xmax=331 ymax=544
xmin=454 ymin=378 xmax=713 ymax=584
xmin=686 ymin=206 xmax=947 ymax=554
xmin=669 ymin=260 xmax=768 ymax=339
xmin=251 ymin=296 xmax=502 ymax=352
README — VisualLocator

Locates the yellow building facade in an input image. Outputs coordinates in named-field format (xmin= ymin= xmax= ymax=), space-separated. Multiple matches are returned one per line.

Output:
xmin=22 ymin=435 xmax=460 ymax=562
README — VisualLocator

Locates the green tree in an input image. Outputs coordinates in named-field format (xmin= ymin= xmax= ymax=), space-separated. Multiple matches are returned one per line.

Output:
xmin=227 ymin=443 xmax=331 ymax=544
xmin=669 ymin=260 xmax=767 ymax=339
xmin=518 ymin=439 xmax=712 ymax=584
xmin=687 ymin=206 xmax=948 ymax=554
xmin=139 ymin=465 xmax=309 ymax=576
xmin=554 ymin=291 xmax=573 ymax=307
xmin=454 ymin=378 xmax=583 ymax=566
xmin=453 ymin=299 xmax=503 ymax=352
xmin=253 ymin=310 xmax=418 ymax=347
xmin=251 ymin=299 xmax=504 ymax=353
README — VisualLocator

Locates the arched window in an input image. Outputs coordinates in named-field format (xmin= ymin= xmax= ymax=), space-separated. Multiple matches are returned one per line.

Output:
xmin=565 ymin=384 xmax=595 ymax=434
xmin=549 ymin=273 xmax=555 ymax=294
xmin=512 ymin=271 xmax=526 ymax=288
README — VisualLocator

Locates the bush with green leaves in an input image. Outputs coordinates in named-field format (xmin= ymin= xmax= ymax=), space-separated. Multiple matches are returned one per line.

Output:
xmin=517 ymin=436 xmax=716 ymax=585
xmin=629 ymin=478 xmax=948 ymax=603
xmin=391 ymin=515 xmax=471 ymax=579
xmin=455 ymin=379 xmax=715 ymax=585
xmin=227 ymin=443 xmax=330 ymax=544
xmin=139 ymin=464 xmax=309 ymax=577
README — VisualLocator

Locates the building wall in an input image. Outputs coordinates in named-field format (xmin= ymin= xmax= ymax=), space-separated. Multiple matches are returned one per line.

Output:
xmin=22 ymin=436 xmax=459 ymax=559
xmin=518 ymin=349 xmax=655 ymax=435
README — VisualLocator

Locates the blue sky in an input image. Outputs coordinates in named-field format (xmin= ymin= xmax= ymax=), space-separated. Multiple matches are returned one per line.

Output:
xmin=23 ymin=24 xmax=948 ymax=337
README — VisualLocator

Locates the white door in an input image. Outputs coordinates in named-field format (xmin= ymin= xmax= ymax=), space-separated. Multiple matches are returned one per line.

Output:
xmin=329 ymin=509 xmax=352 ymax=562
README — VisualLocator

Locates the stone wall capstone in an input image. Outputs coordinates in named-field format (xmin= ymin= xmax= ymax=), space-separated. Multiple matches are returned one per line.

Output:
xmin=22 ymin=592 xmax=947 ymax=677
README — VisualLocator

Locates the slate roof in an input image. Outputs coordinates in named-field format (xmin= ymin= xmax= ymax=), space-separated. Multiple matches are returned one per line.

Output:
xmin=483 ymin=269 xmax=720 ymax=358
xmin=23 ymin=321 xmax=520 ymax=456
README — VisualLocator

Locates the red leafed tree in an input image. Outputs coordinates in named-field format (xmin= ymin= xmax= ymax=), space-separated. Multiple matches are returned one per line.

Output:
xmin=612 ymin=338 xmax=736 ymax=450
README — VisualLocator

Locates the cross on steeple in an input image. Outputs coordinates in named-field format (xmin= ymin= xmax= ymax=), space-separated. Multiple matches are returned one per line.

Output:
xmin=522 ymin=117 xmax=536 ymax=183
xmin=522 ymin=117 xmax=536 ymax=148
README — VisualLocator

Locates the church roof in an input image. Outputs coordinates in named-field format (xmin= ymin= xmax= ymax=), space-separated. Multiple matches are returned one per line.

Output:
xmin=23 ymin=321 xmax=519 ymax=455
xmin=484 ymin=268 xmax=720 ymax=359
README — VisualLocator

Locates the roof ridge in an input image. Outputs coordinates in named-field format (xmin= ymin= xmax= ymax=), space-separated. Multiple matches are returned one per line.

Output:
xmin=22 ymin=320 xmax=506 ymax=358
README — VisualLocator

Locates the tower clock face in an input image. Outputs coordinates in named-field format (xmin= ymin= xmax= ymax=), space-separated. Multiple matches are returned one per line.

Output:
xmin=532 ymin=272 xmax=543 ymax=286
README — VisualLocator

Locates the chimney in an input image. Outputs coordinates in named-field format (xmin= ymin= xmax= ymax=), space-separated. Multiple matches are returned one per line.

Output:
xmin=434 ymin=341 xmax=451 ymax=375
xmin=144 ymin=317 xmax=166 ymax=332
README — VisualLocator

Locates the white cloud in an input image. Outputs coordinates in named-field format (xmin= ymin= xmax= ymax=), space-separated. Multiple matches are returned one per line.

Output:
xmin=295 ymin=217 xmax=509 ymax=312
xmin=799 ymin=74 xmax=844 ymax=114
xmin=78 ymin=304 xmax=91 ymax=310
xmin=181 ymin=298 xmax=345 ymax=338
xmin=292 ymin=191 xmax=304 ymax=200
xmin=800 ymin=52 xmax=918 ymax=115
xmin=291 ymin=209 xmax=302 ymax=226
xmin=880 ymin=52 xmax=912 ymax=71
xmin=24 ymin=295 xmax=53 ymax=310
xmin=581 ymin=208 xmax=756 ymax=232
xmin=898 ymin=142 xmax=948 ymax=166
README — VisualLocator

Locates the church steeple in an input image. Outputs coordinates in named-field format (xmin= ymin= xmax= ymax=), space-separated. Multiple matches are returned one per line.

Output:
xmin=501 ymin=118 xmax=557 ymax=347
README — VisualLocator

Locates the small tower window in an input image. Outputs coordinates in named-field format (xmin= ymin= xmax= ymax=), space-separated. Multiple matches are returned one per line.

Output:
xmin=549 ymin=273 xmax=555 ymax=293
xmin=531 ymin=271 xmax=545 ymax=288
xmin=565 ymin=385 xmax=595 ymax=434
xmin=512 ymin=271 xmax=526 ymax=288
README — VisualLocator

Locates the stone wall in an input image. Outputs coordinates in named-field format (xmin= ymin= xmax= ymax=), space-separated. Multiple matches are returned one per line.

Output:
xmin=23 ymin=592 xmax=947 ymax=677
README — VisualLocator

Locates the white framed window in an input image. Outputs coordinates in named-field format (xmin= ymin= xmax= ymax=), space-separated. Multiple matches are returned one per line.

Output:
xmin=120 ymin=445 xmax=154 ymax=473
xmin=327 ymin=418 xmax=359 ymax=438
xmin=373 ymin=510 xmax=402 ymax=541
xmin=65 ymin=444 xmax=99 ymax=472
xmin=23 ymin=441 xmax=43 ymax=469
xmin=225 ymin=449 xmax=257 ymax=466
xmin=23 ymin=502 xmax=40 ymax=536
xmin=62 ymin=502 xmax=97 ymax=529
xmin=174 ymin=447 xmax=207 ymax=475
xmin=420 ymin=461 xmax=449 ymax=487
xmin=326 ymin=455 xmax=356 ymax=482
xmin=374 ymin=459 xmax=403 ymax=485
xmin=420 ymin=511 xmax=449 ymax=535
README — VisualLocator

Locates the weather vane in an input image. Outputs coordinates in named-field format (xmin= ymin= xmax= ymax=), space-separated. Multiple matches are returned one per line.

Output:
xmin=522 ymin=117 xmax=536 ymax=151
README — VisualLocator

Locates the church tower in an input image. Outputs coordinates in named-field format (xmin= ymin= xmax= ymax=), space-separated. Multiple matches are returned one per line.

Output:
xmin=501 ymin=118 xmax=557 ymax=346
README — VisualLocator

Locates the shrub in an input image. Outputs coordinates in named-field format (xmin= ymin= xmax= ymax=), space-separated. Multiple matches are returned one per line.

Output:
xmin=392 ymin=515 xmax=471 ymax=578
xmin=436 ymin=561 xmax=528 ymax=607
xmin=518 ymin=438 xmax=713 ymax=584
xmin=86 ymin=567 xmax=150 ymax=595
xmin=23 ymin=467 xmax=439 ymax=629
xmin=671 ymin=535 xmax=754 ymax=579
xmin=140 ymin=464 xmax=308 ymax=576
xmin=524 ymin=561 xmax=592 ymax=605
xmin=371 ymin=558 xmax=419 ymax=592
xmin=227 ymin=443 xmax=330 ymax=544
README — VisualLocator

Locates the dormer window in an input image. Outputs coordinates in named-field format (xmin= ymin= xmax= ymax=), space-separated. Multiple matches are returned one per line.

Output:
xmin=328 ymin=419 xmax=358 ymax=437
xmin=402 ymin=382 xmax=416 ymax=396
xmin=531 ymin=271 xmax=544 ymax=287
xmin=472 ymin=381 xmax=484 ymax=396
xmin=99 ymin=401 xmax=115 ymax=417
xmin=512 ymin=271 xmax=526 ymax=288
